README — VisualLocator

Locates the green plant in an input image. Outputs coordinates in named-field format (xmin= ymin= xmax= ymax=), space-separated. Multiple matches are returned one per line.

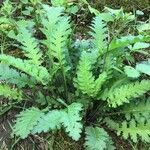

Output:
xmin=51 ymin=0 xmax=79 ymax=14
xmin=84 ymin=127 xmax=115 ymax=150
xmin=0 ymin=3 xmax=150 ymax=149
xmin=0 ymin=0 xmax=15 ymax=53
xmin=0 ymin=0 xmax=14 ymax=17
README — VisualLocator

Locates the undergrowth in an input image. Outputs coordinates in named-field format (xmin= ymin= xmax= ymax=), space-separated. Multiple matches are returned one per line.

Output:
xmin=0 ymin=0 xmax=150 ymax=149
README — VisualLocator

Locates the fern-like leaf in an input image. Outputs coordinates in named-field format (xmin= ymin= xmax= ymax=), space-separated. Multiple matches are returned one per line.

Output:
xmin=41 ymin=5 xmax=63 ymax=62
xmin=41 ymin=5 xmax=63 ymax=31
xmin=84 ymin=126 xmax=115 ymax=150
xmin=123 ymin=98 xmax=150 ymax=121
xmin=0 ymin=84 xmax=22 ymax=100
xmin=90 ymin=15 xmax=108 ymax=55
xmin=13 ymin=107 xmax=44 ymax=139
xmin=117 ymin=119 xmax=150 ymax=143
xmin=49 ymin=16 xmax=71 ymax=73
xmin=75 ymin=51 xmax=107 ymax=97
xmin=102 ymin=80 xmax=150 ymax=107
xmin=0 ymin=54 xmax=50 ymax=84
xmin=105 ymin=118 xmax=150 ymax=143
xmin=62 ymin=103 xmax=83 ymax=141
xmin=9 ymin=25 xmax=42 ymax=66
xmin=94 ymin=71 xmax=107 ymax=95
xmin=41 ymin=5 xmax=71 ymax=76
xmin=0 ymin=64 xmax=36 ymax=88
xmin=75 ymin=51 xmax=95 ymax=96
xmin=32 ymin=110 xmax=62 ymax=134
xmin=25 ymin=103 xmax=83 ymax=141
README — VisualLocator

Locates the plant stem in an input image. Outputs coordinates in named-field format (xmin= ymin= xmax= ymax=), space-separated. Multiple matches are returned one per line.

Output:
xmin=61 ymin=65 xmax=68 ymax=101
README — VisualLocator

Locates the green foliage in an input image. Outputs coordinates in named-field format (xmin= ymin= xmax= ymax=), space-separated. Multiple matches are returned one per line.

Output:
xmin=8 ymin=24 xmax=42 ymax=66
xmin=13 ymin=107 xmax=44 ymax=139
xmin=104 ymin=7 xmax=135 ymax=22
xmin=1 ymin=2 xmax=150 ymax=149
xmin=109 ymin=35 xmax=150 ymax=51
xmin=30 ymin=0 xmax=42 ymax=5
xmin=90 ymin=15 xmax=107 ymax=55
xmin=136 ymin=59 xmax=150 ymax=76
xmin=0 ymin=54 xmax=49 ymax=84
xmin=51 ymin=0 xmax=66 ymax=7
xmin=123 ymin=98 xmax=150 ymax=121
xmin=128 ymin=42 xmax=150 ymax=52
xmin=137 ymin=23 xmax=150 ymax=34
xmin=0 ymin=84 xmax=22 ymax=100
xmin=102 ymin=80 xmax=150 ymax=107
xmin=124 ymin=59 xmax=150 ymax=79
xmin=41 ymin=6 xmax=63 ymax=62
xmin=124 ymin=66 xmax=140 ymax=78
xmin=41 ymin=6 xmax=71 ymax=74
xmin=32 ymin=110 xmax=62 ymax=133
xmin=0 ymin=0 xmax=13 ymax=16
xmin=50 ymin=0 xmax=79 ymax=14
xmin=0 ymin=64 xmax=35 ymax=88
xmin=75 ymin=51 xmax=96 ymax=97
xmin=118 ymin=120 xmax=150 ymax=143
xmin=75 ymin=51 xmax=107 ymax=97
xmin=49 ymin=16 xmax=71 ymax=73
xmin=84 ymin=127 xmax=115 ymax=150
xmin=14 ymin=103 xmax=83 ymax=141
xmin=61 ymin=103 xmax=83 ymax=141
xmin=105 ymin=118 xmax=150 ymax=143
